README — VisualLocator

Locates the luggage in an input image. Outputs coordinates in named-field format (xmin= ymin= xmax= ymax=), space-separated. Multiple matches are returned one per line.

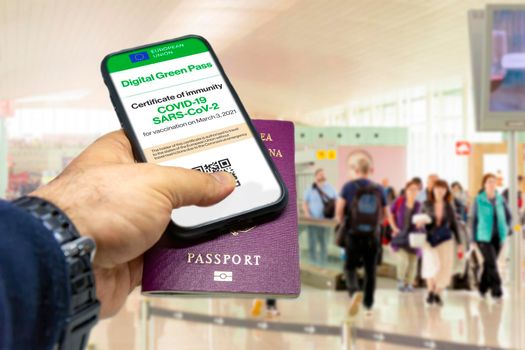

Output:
xmin=300 ymin=263 xmax=345 ymax=290
xmin=451 ymin=248 xmax=480 ymax=290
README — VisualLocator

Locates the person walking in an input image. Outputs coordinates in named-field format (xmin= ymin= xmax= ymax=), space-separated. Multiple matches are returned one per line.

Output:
xmin=417 ymin=179 xmax=463 ymax=306
xmin=303 ymin=168 xmax=337 ymax=266
xmin=472 ymin=173 xmax=512 ymax=301
xmin=389 ymin=180 xmax=422 ymax=292
xmin=451 ymin=181 xmax=469 ymax=222
xmin=502 ymin=175 xmax=524 ymax=224
xmin=417 ymin=174 xmax=438 ymax=203
xmin=381 ymin=178 xmax=397 ymax=205
xmin=335 ymin=157 xmax=388 ymax=317
xmin=250 ymin=299 xmax=280 ymax=318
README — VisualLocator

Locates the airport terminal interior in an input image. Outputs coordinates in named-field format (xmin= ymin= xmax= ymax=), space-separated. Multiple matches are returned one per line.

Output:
xmin=1 ymin=1 xmax=525 ymax=349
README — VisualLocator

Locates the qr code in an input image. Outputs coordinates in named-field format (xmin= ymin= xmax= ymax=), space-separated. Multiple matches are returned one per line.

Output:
xmin=192 ymin=158 xmax=240 ymax=187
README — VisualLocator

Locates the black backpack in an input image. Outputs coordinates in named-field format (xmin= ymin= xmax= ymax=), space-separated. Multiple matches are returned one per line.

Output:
xmin=349 ymin=183 xmax=383 ymax=237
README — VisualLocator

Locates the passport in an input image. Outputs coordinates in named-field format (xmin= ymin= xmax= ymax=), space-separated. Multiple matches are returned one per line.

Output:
xmin=142 ymin=119 xmax=300 ymax=297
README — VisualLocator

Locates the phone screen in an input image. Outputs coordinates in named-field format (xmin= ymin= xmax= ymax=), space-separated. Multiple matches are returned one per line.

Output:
xmin=104 ymin=36 xmax=283 ymax=229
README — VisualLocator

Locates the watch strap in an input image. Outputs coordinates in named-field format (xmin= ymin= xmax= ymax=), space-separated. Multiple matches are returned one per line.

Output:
xmin=12 ymin=196 xmax=100 ymax=350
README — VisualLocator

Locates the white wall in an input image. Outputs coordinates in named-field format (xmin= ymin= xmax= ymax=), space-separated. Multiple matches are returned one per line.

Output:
xmin=302 ymin=78 xmax=504 ymax=188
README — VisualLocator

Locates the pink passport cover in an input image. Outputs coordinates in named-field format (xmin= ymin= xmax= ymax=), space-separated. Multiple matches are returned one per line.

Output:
xmin=142 ymin=119 xmax=299 ymax=296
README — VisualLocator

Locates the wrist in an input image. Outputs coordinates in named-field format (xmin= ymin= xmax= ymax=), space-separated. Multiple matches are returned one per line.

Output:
xmin=11 ymin=196 xmax=100 ymax=350
xmin=31 ymin=184 xmax=92 ymax=240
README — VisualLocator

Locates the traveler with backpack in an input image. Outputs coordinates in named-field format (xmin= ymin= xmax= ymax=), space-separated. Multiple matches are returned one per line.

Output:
xmin=303 ymin=168 xmax=337 ymax=266
xmin=389 ymin=180 xmax=422 ymax=292
xmin=416 ymin=179 xmax=463 ymax=307
xmin=472 ymin=173 xmax=512 ymax=301
xmin=335 ymin=157 xmax=388 ymax=316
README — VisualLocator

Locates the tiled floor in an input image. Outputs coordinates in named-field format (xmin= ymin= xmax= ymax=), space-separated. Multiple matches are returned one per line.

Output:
xmin=89 ymin=279 xmax=525 ymax=349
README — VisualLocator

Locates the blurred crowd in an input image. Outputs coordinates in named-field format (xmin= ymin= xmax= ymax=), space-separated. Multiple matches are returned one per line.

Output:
xmin=302 ymin=158 xmax=516 ymax=316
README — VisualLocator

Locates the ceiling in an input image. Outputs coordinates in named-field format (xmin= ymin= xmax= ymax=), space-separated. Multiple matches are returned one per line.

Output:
xmin=0 ymin=0 xmax=522 ymax=122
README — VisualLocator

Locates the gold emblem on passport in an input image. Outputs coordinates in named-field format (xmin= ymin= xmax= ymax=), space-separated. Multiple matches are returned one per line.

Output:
xmin=231 ymin=226 xmax=257 ymax=236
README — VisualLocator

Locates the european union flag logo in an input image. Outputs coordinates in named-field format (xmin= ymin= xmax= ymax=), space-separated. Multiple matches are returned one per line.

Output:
xmin=129 ymin=51 xmax=150 ymax=63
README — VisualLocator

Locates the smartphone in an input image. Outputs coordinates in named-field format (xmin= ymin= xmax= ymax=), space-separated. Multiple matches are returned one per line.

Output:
xmin=101 ymin=35 xmax=287 ymax=240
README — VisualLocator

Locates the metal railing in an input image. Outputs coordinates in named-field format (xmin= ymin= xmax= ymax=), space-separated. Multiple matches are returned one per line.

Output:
xmin=139 ymin=299 xmax=513 ymax=350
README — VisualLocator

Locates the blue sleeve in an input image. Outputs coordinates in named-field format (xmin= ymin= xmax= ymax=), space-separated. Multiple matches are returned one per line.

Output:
xmin=376 ymin=185 xmax=388 ymax=208
xmin=340 ymin=182 xmax=351 ymax=200
xmin=327 ymin=184 xmax=337 ymax=199
xmin=304 ymin=188 xmax=311 ymax=202
xmin=0 ymin=199 xmax=70 ymax=350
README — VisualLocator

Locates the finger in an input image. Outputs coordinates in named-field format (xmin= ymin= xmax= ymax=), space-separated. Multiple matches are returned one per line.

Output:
xmin=128 ymin=256 xmax=144 ymax=291
xmin=141 ymin=164 xmax=236 ymax=208
xmin=70 ymin=129 xmax=134 ymax=167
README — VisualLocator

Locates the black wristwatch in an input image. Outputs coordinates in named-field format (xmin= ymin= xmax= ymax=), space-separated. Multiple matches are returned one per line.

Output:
xmin=12 ymin=196 xmax=100 ymax=350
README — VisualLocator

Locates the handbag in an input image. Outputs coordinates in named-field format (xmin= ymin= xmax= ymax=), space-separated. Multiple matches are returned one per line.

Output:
xmin=426 ymin=203 xmax=455 ymax=247
xmin=427 ymin=225 xmax=452 ymax=247
xmin=391 ymin=230 xmax=410 ymax=248
xmin=409 ymin=232 xmax=427 ymax=248
xmin=314 ymin=183 xmax=336 ymax=219
xmin=390 ymin=199 xmax=413 ymax=248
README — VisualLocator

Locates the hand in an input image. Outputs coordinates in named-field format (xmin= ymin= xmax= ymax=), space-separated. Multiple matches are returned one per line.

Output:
xmin=391 ymin=227 xmax=400 ymax=236
xmin=31 ymin=130 xmax=236 ymax=317
xmin=415 ymin=221 xmax=425 ymax=230
xmin=457 ymin=245 xmax=464 ymax=260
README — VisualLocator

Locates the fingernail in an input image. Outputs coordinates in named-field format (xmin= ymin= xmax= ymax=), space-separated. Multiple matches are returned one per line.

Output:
xmin=211 ymin=172 xmax=234 ymax=186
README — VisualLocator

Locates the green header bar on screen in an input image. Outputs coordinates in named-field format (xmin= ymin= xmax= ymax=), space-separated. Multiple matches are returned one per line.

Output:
xmin=106 ymin=37 xmax=209 ymax=73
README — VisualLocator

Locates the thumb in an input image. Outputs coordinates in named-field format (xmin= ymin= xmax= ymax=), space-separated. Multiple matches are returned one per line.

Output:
xmin=140 ymin=164 xmax=237 ymax=208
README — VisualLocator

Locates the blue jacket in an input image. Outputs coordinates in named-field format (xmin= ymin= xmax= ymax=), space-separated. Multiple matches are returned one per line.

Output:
xmin=0 ymin=199 xmax=69 ymax=349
